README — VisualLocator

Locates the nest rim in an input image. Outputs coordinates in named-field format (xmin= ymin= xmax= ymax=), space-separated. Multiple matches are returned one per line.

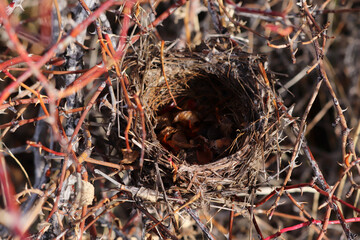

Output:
xmin=129 ymin=43 xmax=279 ymax=200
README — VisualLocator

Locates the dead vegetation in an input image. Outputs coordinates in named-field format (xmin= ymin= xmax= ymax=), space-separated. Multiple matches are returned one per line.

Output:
xmin=0 ymin=0 xmax=360 ymax=239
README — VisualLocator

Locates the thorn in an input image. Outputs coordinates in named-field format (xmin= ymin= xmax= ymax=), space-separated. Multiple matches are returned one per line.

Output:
xmin=288 ymin=104 xmax=295 ymax=115
xmin=18 ymin=4 xmax=24 ymax=12
xmin=25 ymin=143 xmax=31 ymax=150
xmin=99 ymin=93 xmax=108 ymax=110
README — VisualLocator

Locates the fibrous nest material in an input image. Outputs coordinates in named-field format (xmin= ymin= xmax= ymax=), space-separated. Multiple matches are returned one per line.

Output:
xmin=128 ymin=40 xmax=281 ymax=204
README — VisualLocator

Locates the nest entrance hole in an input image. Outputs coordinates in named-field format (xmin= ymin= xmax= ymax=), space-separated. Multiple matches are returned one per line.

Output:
xmin=154 ymin=73 xmax=254 ymax=165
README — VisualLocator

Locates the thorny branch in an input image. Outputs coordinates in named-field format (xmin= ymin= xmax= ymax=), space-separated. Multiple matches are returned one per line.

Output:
xmin=0 ymin=0 xmax=360 ymax=239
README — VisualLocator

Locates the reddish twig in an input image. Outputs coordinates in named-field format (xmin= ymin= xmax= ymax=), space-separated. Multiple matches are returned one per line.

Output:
xmin=0 ymin=97 xmax=50 ymax=110
xmin=124 ymin=109 xmax=134 ymax=151
xmin=0 ymin=115 xmax=47 ymax=130
xmin=228 ymin=204 xmax=234 ymax=240
xmin=133 ymin=94 xmax=146 ymax=169
xmin=264 ymin=215 xmax=360 ymax=240
xmin=2 ymin=69 xmax=49 ymax=117
xmin=26 ymin=141 xmax=66 ymax=157
xmin=115 ymin=0 xmax=136 ymax=58
xmin=0 ymin=152 xmax=26 ymax=239
xmin=160 ymin=40 xmax=178 ymax=107
xmin=0 ymin=0 xmax=119 ymax=105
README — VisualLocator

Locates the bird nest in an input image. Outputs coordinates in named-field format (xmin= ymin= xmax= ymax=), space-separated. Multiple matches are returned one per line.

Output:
xmin=128 ymin=42 xmax=279 ymax=203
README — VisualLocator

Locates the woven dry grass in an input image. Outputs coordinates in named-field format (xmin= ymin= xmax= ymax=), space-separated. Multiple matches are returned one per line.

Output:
xmin=125 ymin=40 xmax=281 ymax=208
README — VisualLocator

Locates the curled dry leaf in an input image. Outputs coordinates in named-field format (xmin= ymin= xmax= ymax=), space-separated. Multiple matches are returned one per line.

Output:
xmin=210 ymin=137 xmax=232 ymax=153
xmin=80 ymin=180 xmax=94 ymax=206
xmin=173 ymin=110 xmax=199 ymax=129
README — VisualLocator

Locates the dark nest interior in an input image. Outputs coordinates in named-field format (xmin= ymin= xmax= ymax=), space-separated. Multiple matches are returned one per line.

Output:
xmin=128 ymin=42 xmax=282 ymax=203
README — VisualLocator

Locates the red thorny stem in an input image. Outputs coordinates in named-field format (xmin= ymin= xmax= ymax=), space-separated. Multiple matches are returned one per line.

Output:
xmin=0 ymin=152 xmax=26 ymax=239
xmin=0 ymin=0 xmax=119 ymax=105
xmin=264 ymin=214 xmax=360 ymax=240
xmin=2 ymin=69 xmax=49 ymax=117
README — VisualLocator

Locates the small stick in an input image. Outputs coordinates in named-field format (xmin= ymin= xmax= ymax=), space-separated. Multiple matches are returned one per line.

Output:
xmin=228 ymin=204 xmax=234 ymax=240
xmin=124 ymin=109 xmax=134 ymax=151
xmin=133 ymin=94 xmax=146 ymax=169
xmin=160 ymin=40 xmax=178 ymax=107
